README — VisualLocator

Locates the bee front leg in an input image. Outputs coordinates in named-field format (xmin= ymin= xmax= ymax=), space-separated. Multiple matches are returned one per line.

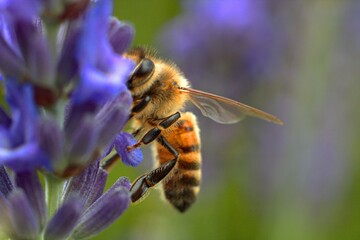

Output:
xmin=127 ymin=112 xmax=181 ymax=151
xmin=130 ymin=135 xmax=179 ymax=203
xmin=129 ymin=95 xmax=151 ymax=120
xmin=102 ymin=113 xmax=180 ymax=170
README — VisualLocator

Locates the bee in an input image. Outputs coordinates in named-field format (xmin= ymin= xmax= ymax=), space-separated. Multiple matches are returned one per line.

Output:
xmin=104 ymin=47 xmax=283 ymax=212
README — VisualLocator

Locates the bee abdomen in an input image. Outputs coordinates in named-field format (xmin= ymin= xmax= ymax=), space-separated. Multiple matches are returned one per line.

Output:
xmin=155 ymin=112 xmax=202 ymax=212
xmin=163 ymin=168 xmax=201 ymax=212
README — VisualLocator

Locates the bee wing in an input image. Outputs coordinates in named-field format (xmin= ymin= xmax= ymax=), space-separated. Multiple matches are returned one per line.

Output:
xmin=180 ymin=87 xmax=284 ymax=125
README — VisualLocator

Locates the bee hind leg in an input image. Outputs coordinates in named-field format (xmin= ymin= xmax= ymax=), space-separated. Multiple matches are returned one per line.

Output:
xmin=130 ymin=135 xmax=179 ymax=203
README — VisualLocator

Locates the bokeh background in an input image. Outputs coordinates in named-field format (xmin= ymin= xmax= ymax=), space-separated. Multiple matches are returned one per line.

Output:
xmin=96 ymin=0 xmax=360 ymax=239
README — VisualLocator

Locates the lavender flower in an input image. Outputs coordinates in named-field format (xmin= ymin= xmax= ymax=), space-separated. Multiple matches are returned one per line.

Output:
xmin=0 ymin=161 xmax=131 ymax=240
xmin=0 ymin=80 xmax=50 ymax=171
xmin=0 ymin=0 xmax=138 ymax=174
xmin=0 ymin=0 xmax=143 ymax=238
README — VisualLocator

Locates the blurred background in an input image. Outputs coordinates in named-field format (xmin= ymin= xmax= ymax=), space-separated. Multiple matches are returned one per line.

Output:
xmin=98 ymin=0 xmax=360 ymax=239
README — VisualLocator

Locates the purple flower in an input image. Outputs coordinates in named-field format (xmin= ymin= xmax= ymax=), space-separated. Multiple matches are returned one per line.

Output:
xmin=0 ymin=0 xmax=143 ymax=238
xmin=0 ymin=81 xmax=50 ymax=171
xmin=0 ymin=162 xmax=131 ymax=240
xmin=108 ymin=17 xmax=135 ymax=55
xmin=72 ymin=0 xmax=135 ymax=105
xmin=114 ymin=132 xmax=143 ymax=167
xmin=0 ymin=0 xmax=54 ymax=86
xmin=0 ymin=166 xmax=45 ymax=239
xmin=0 ymin=0 xmax=138 ymax=175
xmin=60 ymin=89 xmax=133 ymax=176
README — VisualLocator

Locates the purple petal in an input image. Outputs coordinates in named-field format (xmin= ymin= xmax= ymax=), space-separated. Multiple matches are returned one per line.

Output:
xmin=112 ymin=176 xmax=131 ymax=190
xmin=7 ymin=189 xmax=40 ymax=239
xmin=0 ymin=142 xmax=50 ymax=171
xmin=4 ymin=0 xmax=42 ymax=20
xmin=0 ymin=29 xmax=26 ymax=78
xmin=108 ymin=18 xmax=134 ymax=54
xmin=5 ymin=81 xmax=37 ymax=145
xmin=14 ymin=19 xmax=54 ymax=86
xmin=114 ymin=132 xmax=143 ymax=167
xmin=76 ymin=0 xmax=113 ymax=67
xmin=0 ymin=107 xmax=11 ymax=127
xmin=72 ymin=0 xmax=135 ymax=104
xmin=1 ymin=82 xmax=50 ymax=171
xmin=44 ymin=197 xmax=84 ymax=240
xmin=38 ymin=118 xmax=64 ymax=172
xmin=15 ymin=171 xmax=47 ymax=228
xmin=63 ymin=100 xmax=97 ymax=139
xmin=73 ymin=177 xmax=130 ymax=239
xmin=63 ymin=159 xmax=100 ymax=202
xmin=65 ymin=118 xmax=98 ymax=165
xmin=73 ymin=57 xmax=134 ymax=104
xmin=63 ymin=91 xmax=132 ymax=169
xmin=0 ymin=1 xmax=42 ymax=79
xmin=93 ymin=90 xmax=132 ymax=147
xmin=0 ymin=165 xmax=13 ymax=196
xmin=63 ymin=103 xmax=99 ymax=166
xmin=85 ymin=167 xmax=107 ymax=208
xmin=57 ymin=22 xmax=80 ymax=87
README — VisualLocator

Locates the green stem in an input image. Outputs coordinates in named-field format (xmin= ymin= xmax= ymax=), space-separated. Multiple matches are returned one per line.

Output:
xmin=44 ymin=173 xmax=65 ymax=218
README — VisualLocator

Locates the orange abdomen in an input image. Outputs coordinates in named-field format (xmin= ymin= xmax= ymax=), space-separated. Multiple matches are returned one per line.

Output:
xmin=154 ymin=112 xmax=202 ymax=212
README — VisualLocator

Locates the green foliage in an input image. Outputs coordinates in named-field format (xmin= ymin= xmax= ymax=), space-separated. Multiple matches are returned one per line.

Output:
xmin=113 ymin=0 xmax=181 ymax=45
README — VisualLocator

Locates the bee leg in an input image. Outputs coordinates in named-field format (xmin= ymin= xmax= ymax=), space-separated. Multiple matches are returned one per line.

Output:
xmin=103 ymin=111 xmax=181 ymax=170
xmin=127 ymin=112 xmax=181 ymax=151
xmin=127 ymin=126 xmax=162 ymax=151
xmin=100 ymin=153 xmax=120 ymax=171
xmin=159 ymin=112 xmax=181 ymax=129
xmin=129 ymin=95 xmax=151 ymax=119
xmin=101 ymin=123 xmax=159 ymax=170
xmin=130 ymin=135 xmax=179 ymax=203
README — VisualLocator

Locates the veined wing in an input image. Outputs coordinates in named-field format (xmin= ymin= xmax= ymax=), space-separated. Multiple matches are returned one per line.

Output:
xmin=180 ymin=87 xmax=283 ymax=125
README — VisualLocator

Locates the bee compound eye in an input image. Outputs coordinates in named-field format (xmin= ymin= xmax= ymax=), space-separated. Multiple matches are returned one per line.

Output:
xmin=127 ymin=58 xmax=155 ymax=89
xmin=134 ymin=58 xmax=155 ymax=78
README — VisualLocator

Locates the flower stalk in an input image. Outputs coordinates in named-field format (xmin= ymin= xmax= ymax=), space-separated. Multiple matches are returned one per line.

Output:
xmin=44 ymin=173 xmax=65 ymax=218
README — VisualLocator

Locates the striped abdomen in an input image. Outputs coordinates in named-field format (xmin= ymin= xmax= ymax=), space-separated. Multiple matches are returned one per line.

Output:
xmin=153 ymin=112 xmax=202 ymax=212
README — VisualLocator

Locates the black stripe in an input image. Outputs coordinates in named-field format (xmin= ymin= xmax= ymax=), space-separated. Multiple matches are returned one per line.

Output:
xmin=177 ymin=120 xmax=194 ymax=132
xmin=179 ymin=175 xmax=200 ymax=187
xmin=165 ymin=188 xmax=196 ymax=202
xmin=179 ymin=145 xmax=200 ymax=154
xmin=183 ymin=126 xmax=194 ymax=132
xmin=178 ymin=160 xmax=201 ymax=170
xmin=177 ymin=120 xmax=185 ymax=126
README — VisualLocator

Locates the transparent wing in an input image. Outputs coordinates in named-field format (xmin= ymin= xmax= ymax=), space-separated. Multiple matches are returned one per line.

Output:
xmin=180 ymin=87 xmax=284 ymax=125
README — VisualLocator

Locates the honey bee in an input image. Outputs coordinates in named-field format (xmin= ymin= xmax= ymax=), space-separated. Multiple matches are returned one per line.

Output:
xmin=103 ymin=47 xmax=283 ymax=212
